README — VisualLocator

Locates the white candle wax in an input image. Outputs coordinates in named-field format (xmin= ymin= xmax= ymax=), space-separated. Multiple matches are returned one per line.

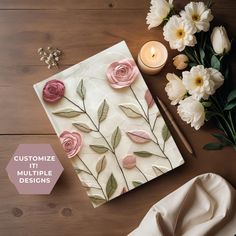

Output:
xmin=138 ymin=41 xmax=168 ymax=75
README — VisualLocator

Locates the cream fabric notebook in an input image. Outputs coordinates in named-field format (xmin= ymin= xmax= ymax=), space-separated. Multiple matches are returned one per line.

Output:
xmin=34 ymin=41 xmax=184 ymax=207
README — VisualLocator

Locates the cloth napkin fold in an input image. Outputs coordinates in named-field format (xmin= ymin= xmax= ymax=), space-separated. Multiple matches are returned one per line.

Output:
xmin=129 ymin=173 xmax=236 ymax=236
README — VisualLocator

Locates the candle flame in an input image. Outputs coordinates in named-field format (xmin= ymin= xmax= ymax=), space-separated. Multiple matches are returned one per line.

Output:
xmin=151 ymin=47 xmax=156 ymax=58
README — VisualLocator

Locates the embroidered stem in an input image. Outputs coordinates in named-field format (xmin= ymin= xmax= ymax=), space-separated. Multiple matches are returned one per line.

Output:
xmin=64 ymin=96 xmax=130 ymax=190
xmin=129 ymin=86 xmax=173 ymax=169
xmin=77 ymin=155 xmax=107 ymax=201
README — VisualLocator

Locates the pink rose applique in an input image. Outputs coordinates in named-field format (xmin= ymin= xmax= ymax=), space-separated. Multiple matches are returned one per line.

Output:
xmin=122 ymin=154 xmax=136 ymax=169
xmin=60 ymin=131 xmax=82 ymax=158
xmin=106 ymin=59 xmax=139 ymax=89
xmin=43 ymin=79 xmax=65 ymax=103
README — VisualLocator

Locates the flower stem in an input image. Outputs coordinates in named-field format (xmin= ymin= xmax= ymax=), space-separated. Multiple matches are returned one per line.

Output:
xmin=64 ymin=96 xmax=130 ymax=190
xmin=77 ymin=155 xmax=107 ymax=201
xmin=210 ymin=97 xmax=236 ymax=143
xmin=63 ymin=96 xmax=84 ymax=112
xmin=129 ymin=86 xmax=173 ymax=169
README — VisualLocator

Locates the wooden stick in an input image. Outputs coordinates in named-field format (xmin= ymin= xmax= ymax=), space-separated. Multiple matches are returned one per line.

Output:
xmin=156 ymin=96 xmax=194 ymax=155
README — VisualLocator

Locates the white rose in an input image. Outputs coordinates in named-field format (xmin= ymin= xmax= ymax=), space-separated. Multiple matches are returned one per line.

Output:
xmin=207 ymin=68 xmax=224 ymax=92
xmin=211 ymin=26 xmax=231 ymax=54
xmin=146 ymin=0 xmax=173 ymax=30
xmin=165 ymin=73 xmax=187 ymax=105
xmin=177 ymin=96 xmax=205 ymax=130
xmin=173 ymin=54 xmax=189 ymax=70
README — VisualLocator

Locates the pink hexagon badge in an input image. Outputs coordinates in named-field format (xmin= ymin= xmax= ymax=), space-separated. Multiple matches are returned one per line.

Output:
xmin=6 ymin=144 xmax=64 ymax=194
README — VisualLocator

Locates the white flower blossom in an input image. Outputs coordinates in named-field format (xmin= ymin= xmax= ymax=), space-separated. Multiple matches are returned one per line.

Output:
xmin=182 ymin=65 xmax=215 ymax=100
xmin=146 ymin=0 xmax=173 ymax=30
xmin=180 ymin=2 xmax=213 ymax=32
xmin=177 ymin=96 xmax=205 ymax=130
xmin=207 ymin=68 xmax=224 ymax=92
xmin=163 ymin=15 xmax=197 ymax=52
xmin=165 ymin=73 xmax=187 ymax=105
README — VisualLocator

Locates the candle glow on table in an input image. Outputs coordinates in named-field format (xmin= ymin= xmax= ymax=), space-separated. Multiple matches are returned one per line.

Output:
xmin=138 ymin=41 xmax=168 ymax=75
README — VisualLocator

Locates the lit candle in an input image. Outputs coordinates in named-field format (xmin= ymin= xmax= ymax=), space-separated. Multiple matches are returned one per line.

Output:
xmin=138 ymin=41 xmax=168 ymax=75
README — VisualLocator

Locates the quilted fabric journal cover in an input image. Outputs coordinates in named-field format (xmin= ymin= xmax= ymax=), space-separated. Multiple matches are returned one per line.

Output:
xmin=34 ymin=41 xmax=184 ymax=207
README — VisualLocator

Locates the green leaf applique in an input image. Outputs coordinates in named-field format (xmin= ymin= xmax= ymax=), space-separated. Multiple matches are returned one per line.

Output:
xmin=77 ymin=79 xmax=86 ymax=99
xmin=162 ymin=124 xmax=171 ymax=142
xmin=106 ymin=174 xmax=118 ymax=199
xmin=73 ymin=122 xmax=93 ymax=133
xmin=111 ymin=127 xmax=121 ymax=149
xmin=53 ymin=108 xmax=84 ymax=118
xmin=133 ymin=151 xmax=153 ymax=158
xmin=96 ymin=156 xmax=107 ymax=176
xmin=98 ymin=99 xmax=109 ymax=123
xmin=89 ymin=195 xmax=106 ymax=205
xmin=132 ymin=181 xmax=143 ymax=188
xmin=90 ymin=145 xmax=109 ymax=154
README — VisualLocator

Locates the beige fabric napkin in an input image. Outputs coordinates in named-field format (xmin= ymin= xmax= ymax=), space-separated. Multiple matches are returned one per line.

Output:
xmin=129 ymin=173 xmax=236 ymax=236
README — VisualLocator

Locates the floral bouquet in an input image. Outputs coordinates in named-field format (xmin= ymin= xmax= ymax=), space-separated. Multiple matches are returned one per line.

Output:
xmin=147 ymin=0 xmax=236 ymax=150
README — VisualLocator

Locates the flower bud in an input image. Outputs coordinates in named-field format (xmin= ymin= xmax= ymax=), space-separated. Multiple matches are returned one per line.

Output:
xmin=173 ymin=54 xmax=189 ymax=70
xmin=211 ymin=26 xmax=231 ymax=54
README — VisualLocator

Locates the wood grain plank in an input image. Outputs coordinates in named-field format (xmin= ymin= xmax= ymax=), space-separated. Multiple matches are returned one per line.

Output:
xmin=0 ymin=0 xmax=149 ymax=10
xmin=0 ymin=7 xmax=235 ymax=66
xmin=0 ymin=9 xmax=157 ymax=66
xmin=0 ymin=0 xmax=235 ymax=10
xmin=1 ymin=135 xmax=236 ymax=236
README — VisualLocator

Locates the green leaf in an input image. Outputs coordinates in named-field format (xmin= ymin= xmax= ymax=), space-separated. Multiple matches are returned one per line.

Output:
xmin=96 ymin=156 xmax=107 ymax=175
xmin=111 ymin=127 xmax=121 ymax=149
xmin=188 ymin=62 xmax=198 ymax=67
xmin=205 ymin=111 xmax=219 ymax=121
xmin=133 ymin=151 xmax=153 ymax=158
xmin=202 ymin=101 xmax=212 ymax=108
xmin=162 ymin=124 xmax=171 ymax=142
xmin=211 ymin=55 xmax=221 ymax=70
xmin=212 ymin=133 xmax=232 ymax=145
xmin=203 ymin=143 xmax=224 ymax=150
xmin=106 ymin=174 xmax=117 ymax=199
xmin=200 ymin=48 xmax=205 ymax=65
xmin=132 ymin=181 xmax=143 ymax=188
xmin=227 ymin=89 xmax=236 ymax=103
xmin=224 ymin=101 xmax=236 ymax=111
xmin=184 ymin=49 xmax=197 ymax=64
xmin=98 ymin=99 xmax=109 ymax=123
xmin=53 ymin=108 xmax=83 ymax=118
xmin=90 ymin=145 xmax=109 ymax=154
xmin=206 ymin=0 xmax=213 ymax=8
xmin=119 ymin=103 xmax=142 ymax=118
xmin=89 ymin=195 xmax=106 ymax=205
xmin=73 ymin=122 xmax=93 ymax=133
xmin=77 ymin=79 xmax=86 ymax=99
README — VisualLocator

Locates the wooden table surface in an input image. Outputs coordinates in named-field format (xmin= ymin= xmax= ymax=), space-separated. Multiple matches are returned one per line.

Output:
xmin=0 ymin=0 xmax=236 ymax=235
